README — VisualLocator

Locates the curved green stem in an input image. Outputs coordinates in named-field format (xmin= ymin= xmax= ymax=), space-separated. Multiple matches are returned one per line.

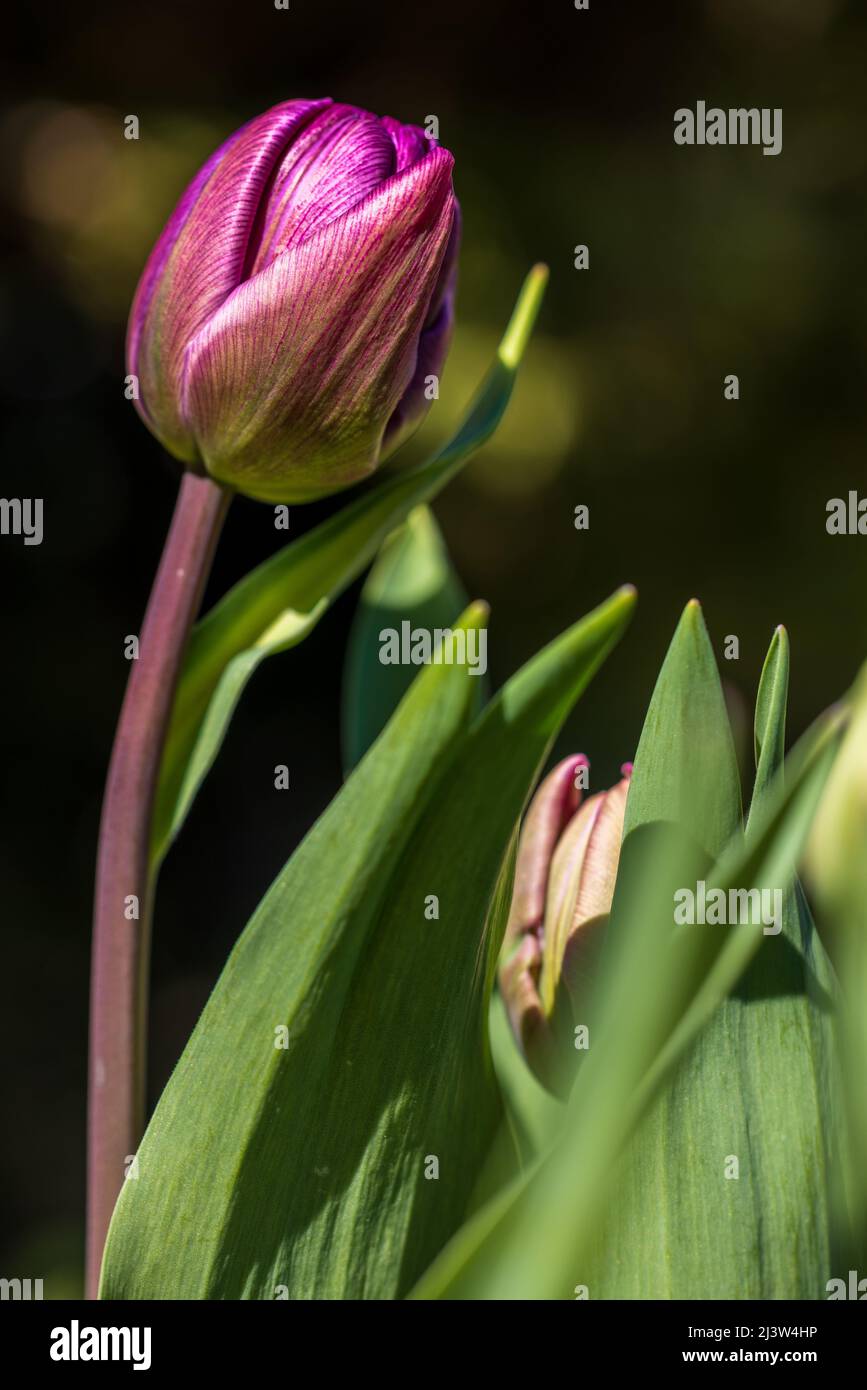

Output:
xmin=86 ymin=471 xmax=231 ymax=1298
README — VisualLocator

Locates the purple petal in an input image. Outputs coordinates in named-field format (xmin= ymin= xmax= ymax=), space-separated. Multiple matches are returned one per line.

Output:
xmin=182 ymin=148 xmax=457 ymax=502
xmin=247 ymin=104 xmax=397 ymax=274
xmin=381 ymin=116 xmax=435 ymax=170
xmin=382 ymin=206 xmax=460 ymax=455
xmin=127 ymin=97 xmax=331 ymax=461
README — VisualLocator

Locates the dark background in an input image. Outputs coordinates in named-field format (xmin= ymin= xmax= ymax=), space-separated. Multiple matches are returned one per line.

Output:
xmin=2 ymin=0 xmax=866 ymax=1293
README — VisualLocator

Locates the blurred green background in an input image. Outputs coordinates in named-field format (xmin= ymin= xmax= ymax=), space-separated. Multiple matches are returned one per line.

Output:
xmin=2 ymin=0 xmax=866 ymax=1294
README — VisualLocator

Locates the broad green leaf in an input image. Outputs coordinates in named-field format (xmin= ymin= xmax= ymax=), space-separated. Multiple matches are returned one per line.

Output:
xmin=341 ymin=504 xmax=477 ymax=773
xmin=412 ymin=631 xmax=843 ymax=1298
xmin=590 ymin=600 xmax=742 ymax=1069
xmin=151 ymin=264 xmax=549 ymax=864
xmin=102 ymin=603 xmax=487 ymax=1299
xmin=100 ymin=584 xmax=635 ymax=1300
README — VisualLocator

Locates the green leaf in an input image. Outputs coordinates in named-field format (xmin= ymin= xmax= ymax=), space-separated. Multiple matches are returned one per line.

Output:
xmin=102 ymin=603 xmax=487 ymax=1299
xmin=341 ymin=504 xmax=478 ymax=773
xmin=584 ymin=600 xmax=742 ymax=1078
xmin=160 ymin=602 xmax=327 ymax=859
xmin=412 ymin=624 xmax=844 ymax=1299
xmin=751 ymin=623 xmax=789 ymax=817
xmin=622 ymin=598 xmax=742 ymax=852
xmin=100 ymin=584 xmax=635 ymax=1300
xmin=151 ymin=264 xmax=549 ymax=864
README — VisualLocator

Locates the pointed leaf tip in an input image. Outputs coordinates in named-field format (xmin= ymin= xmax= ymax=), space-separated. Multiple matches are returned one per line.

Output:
xmin=499 ymin=264 xmax=549 ymax=370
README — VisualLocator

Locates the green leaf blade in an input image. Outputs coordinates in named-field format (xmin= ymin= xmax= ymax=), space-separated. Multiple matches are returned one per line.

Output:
xmin=102 ymin=603 xmax=490 ymax=1299
xmin=751 ymin=623 xmax=790 ymax=818
xmin=623 ymin=598 xmax=742 ymax=852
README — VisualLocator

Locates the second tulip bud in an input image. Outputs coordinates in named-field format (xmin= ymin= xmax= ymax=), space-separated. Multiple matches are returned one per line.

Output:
xmin=499 ymin=756 xmax=632 ymax=1093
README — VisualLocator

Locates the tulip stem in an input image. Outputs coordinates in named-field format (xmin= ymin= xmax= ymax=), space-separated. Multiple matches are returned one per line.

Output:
xmin=86 ymin=471 xmax=231 ymax=1299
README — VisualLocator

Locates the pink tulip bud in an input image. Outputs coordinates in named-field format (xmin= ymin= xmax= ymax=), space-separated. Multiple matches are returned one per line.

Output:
xmin=128 ymin=99 xmax=459 ymax=503
xmin=499 ymin=756 xmax=632 ymax=1091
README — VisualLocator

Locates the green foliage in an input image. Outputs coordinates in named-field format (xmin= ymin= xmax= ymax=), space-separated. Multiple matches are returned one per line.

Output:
xmin=100 ymin=586 xmax=635 ymax=1299
xmin=580 ymin=616 xmax=844 ymax=1298
xmin=412 ymin=608 xmax=845 ymax=1299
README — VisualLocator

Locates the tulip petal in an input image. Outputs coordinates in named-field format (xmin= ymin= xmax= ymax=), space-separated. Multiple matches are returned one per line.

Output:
xmin=539 ymin=791 xmax=605 ymax=1010
xmin=381 ymin=291 xmax=452 ymax=456
xmin=498 ymin=933 xmax=560 ymax=1084
xmin=540 ymin=776 xmax=630 ymax=1013
xmin=182 ymin=148 xmax=458 ymax=503
xmin=560 ymin=776 xmax=631 ymax=1006
xmin=501 ymin=755 xmax=586 ymax=956
xmin=383 ymin=208 xmax=460 ymax=454
xmin=248 ymin=104 xmax=397 ymax=273
xmin=568 ymin=775 xmax=630 ymax=930
xmin=128 ymin=97 xmax=331 ymax=460
xmin=382 ymin=116 xmax=434 ymax=171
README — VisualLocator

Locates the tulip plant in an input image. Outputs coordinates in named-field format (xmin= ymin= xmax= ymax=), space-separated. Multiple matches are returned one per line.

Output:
xmin=89 ymin=98 xmax=867 ymax=1301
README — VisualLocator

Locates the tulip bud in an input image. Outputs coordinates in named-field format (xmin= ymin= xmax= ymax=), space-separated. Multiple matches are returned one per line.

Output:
xmin=128 ymin=99 xmax=459 ymax=503
xmin=499 ymin=756 xmax=632 ymax=1091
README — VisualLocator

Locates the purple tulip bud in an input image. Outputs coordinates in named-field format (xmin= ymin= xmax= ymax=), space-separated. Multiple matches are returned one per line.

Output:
xmin=128 ymin=99 xmax=460 ymax=503
xmin=499 ymin=757 xmax=632 ymax=1091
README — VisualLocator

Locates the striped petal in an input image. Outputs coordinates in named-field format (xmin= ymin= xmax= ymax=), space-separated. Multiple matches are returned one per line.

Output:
xmin=383 ymin=207 xmax=460 ymax=455
xmin=182 ymin=148 xmax=458 ymax=503
xmin=247 ymin=104 xmax=397 ymax=273
xmin=382 ymin=116 xmax=434 ymax=171
xmin=127 ymin=97 xmax=331 ymax=461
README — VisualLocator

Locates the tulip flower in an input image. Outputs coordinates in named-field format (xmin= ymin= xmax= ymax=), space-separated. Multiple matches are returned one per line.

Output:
xmin=92 ymin=97 xmax=459 ymax=1296
xmin=499 ymin=756 xmax=632 ymax=1090
xmin=128 ymin=98 xmax=460 ymax=503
